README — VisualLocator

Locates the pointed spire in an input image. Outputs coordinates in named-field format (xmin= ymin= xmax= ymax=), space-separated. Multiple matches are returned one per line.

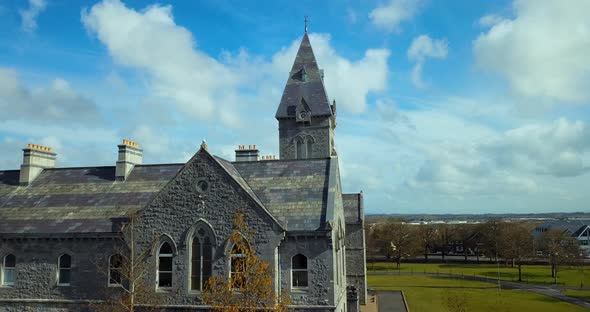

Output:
xmin=275 ymin=28 xmax=333 ymax=119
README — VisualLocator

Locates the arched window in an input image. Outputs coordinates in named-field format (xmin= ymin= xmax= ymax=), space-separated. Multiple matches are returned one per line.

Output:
xmin=191 ymin=227 xmax=213 ymax=291
xmin=306 ymin=139 xmax=313 ymax=158
xmin=157 ymin=242 xmax=173 ymax=289
xmin=296 ymin=138 xmax=305 ymax=159
xmin=1 ymin=254 xmax=15 ymax=286
xmin=57 ymin=254 xmax=71 ymax=286
xmin=230 ymin=244 xmax=246 ymax=289
xmin=291 ymin=254 xmax=308 ymax=288
xmin=109 ymin=254 xmax=123 ymax=286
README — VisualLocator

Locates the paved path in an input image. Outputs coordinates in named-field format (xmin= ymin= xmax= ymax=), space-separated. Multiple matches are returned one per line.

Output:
xmin=369 ymin=272 xmax=590 ymax=310
xmin=376 ymin=290 xmax=408 ymax=312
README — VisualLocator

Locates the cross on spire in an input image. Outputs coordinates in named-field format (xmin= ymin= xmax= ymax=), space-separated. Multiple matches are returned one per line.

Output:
xmin=304 ymin=16 xmax=308 ymax=33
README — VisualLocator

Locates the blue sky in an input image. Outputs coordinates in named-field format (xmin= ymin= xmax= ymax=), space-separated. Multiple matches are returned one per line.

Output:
xmin=1 ymin=0 xmax=590 ymax=215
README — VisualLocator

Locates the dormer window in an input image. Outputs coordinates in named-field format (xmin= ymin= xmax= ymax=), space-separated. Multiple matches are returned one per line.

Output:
xmin=296 ymin=98 xmax=311 ymax=124
xmin=301 ymin=67 xmax=307 ymax=82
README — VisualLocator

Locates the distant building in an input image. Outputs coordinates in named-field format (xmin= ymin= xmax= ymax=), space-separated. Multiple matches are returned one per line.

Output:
xmin=0 ymin=29 xmax=367 ymax=311
xmin=533 ymin=220 xmax=590 ymax=254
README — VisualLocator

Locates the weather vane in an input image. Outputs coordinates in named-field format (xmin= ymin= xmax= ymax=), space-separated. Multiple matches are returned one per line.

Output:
xmin=304 ymin=16 xmax=308 ymax=33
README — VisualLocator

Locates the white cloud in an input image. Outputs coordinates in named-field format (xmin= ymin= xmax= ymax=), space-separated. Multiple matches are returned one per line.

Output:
xmin=474 ymin=0 xmax=590 ymax=103
xmin=409 ymin=117 xmax=590 ymax=200
xmin=478 ymin=14 xmax=506 ymax=28
xmin=19 ymin=0 xmax=46 ymax=33
xmin=0 ymin=68 xmax=101 ymax=124
xmin=407 ymin=35 xmax=448 ymax=88
xmin=82 ymin=0 xmax=238 ymax=122
xmin=82 ymin=0 xmax=390 ymax=124
xmin=369 ymin=0 xmax=423 ymax=32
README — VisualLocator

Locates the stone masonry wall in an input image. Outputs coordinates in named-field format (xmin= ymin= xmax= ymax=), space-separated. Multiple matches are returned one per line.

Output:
xmin=279 ymin=117 xmax=333 ymax=159
xmin=0 ymin=237 xmax=123 ymax=311
xmin=133 ymin=149 xmax=285 ymax=307
xmin=280 ymin=236 xmax=334 ymax=307
xmin=345 ymin=223 xmax=367 ymax=305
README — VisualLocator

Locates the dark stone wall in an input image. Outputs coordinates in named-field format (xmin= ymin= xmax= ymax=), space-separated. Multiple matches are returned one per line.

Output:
xmin=280 ymin=236 xmax=334 ymax=307
xmin=132 ymin=149 xmax=285 ymax=306
xmin=345 ymin=223 xmax=367 ymax=305
xmin=0 ymin=237 xmax=123 ymax=311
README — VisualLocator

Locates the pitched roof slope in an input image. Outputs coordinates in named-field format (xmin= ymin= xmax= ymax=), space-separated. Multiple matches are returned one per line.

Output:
xmin=275 ymin=33 xmax=333 ymax=119
xmin=534 ymin=219 xmax=590 ymax=238
xmin=232 ymin=158 xmax=331 ymax=231
xmin=0 ymin=165 xmax=182 ymax=234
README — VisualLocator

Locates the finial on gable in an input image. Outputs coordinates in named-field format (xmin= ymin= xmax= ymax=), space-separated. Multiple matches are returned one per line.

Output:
xmin=304 ymin=16 xmax=308 ymax=33
xmin=201 ymin=139 xmax=208 ymax=151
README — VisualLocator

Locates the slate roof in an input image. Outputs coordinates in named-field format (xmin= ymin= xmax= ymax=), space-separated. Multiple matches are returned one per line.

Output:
xmin=0 ymin=165 xmax=182 ymax=234
xmin=0 ymin=154 xmax=339 ymax=234
xmin=275 ymin=33 xmax=333 ymax=119
xmin=343 ymin=193 xmax=363 ymax=224
xmin=232 ymin=158 xmax=332 ymax=231
xmin=533 ymin=219 xmax=590 ymax=238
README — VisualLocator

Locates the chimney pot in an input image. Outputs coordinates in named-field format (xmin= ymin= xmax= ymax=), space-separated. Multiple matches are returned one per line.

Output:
xmin=235 ymin=144 xmax=260 ymax=162
xmin=116 ymin=139 xmax=143 ymax=180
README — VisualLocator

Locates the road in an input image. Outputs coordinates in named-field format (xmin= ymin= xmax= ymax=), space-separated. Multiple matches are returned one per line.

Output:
xmin=376 ymin=290 xmax=408 ymax=312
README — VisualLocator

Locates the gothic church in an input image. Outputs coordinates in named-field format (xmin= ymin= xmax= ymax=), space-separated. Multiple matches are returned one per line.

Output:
xmin=0 ymin=30 xmax=367 ymax=312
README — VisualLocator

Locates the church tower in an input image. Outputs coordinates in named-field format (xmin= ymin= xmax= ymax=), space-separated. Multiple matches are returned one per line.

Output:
xmin=276 ymin=30 xmax=337 ymax=160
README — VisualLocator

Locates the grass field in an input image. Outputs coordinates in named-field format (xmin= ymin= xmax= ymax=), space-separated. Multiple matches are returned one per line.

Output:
xmin=368 ymin=262 xmax=589 ymax=287
xmin=565 ymin=290 xmax=590 ymax=301
xmin=368 ymin=275 xmax=588 ymax=312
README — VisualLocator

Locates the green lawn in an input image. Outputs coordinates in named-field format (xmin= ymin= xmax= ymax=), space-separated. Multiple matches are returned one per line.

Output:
xmin=565 ymin=290 xmax=590 ymax=301
xmin=367 ymin=262 xmax=590 ymax=287
xmin=368 ymin=275 xmax=589 ymax=312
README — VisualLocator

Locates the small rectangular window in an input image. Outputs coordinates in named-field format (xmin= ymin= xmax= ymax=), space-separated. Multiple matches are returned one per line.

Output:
xmin=2 ymin=254 xmax=16 ymax=286
xmin=58 ymin=254 xmax=71 ymax=286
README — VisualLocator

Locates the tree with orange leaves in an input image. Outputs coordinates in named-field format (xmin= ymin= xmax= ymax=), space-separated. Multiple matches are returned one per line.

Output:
xmin=200 ymin=213 xmax=290 ymax=312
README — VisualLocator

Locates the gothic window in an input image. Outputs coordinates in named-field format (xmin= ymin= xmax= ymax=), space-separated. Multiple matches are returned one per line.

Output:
xmin=57 ymin=254 xmax=71 ymax=286
xmin=157 ymin=242 xmax=173 ymax=289
xmin=306 ymin=139 xmax=313 ymax=158
xmin=291 ymin=254 xmax=308 ymax=288
xmin=109 ymin=254 xmax=123 ymax=286
xmin=191 ymin=227 xmax=213 ymax=291
xmin=296 ymin=138 xmax=305 ymax=159
xmin=1 ymin=254 xmax=15 ymax=286
xmin=230 ymin=244 xmax=246 ymax=289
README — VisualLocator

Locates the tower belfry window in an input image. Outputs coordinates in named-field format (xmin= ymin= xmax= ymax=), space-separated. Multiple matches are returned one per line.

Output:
xmin=296 ymin=138 xmax=305 ymax=159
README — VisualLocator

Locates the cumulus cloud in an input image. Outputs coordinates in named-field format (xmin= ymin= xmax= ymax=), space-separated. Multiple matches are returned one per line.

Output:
xmin=0 ymin=68 xmax=101 ymax=124
xmin=407 ymin=35 xmax=448 ymax=88
xmin=474 ymin=0 xmax=590 ymax=103
xmin=19 ymin=0 xmax=46 ymax=33
xmin=82 ymin=0 xmax=238 ymax=122
xmin=82 ymin=0 xmax=390 ymax=121
xmin=409 ymin=117 xmax=590 ymax=199
xmin=369 ymin=0 xmax=423 ymax=32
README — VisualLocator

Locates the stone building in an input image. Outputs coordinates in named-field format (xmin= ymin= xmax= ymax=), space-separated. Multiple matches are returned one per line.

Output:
xmin=0 ymin=31 xmax=367 ymax=311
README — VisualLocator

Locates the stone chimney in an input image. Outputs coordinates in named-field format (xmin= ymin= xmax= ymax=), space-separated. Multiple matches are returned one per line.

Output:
xmin=235 ymin=145 xmax=260 ymax=162
xmin=116 ymin=139 xmax=142 ymax=180
xmin=20 ymin=143 xmax=56 ymax=185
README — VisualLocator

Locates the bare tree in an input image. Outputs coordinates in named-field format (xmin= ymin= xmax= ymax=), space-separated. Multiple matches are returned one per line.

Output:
xmin=498 ymin=223 xmax=533 ymax=282
xmin=374 ymin=220 xmax=417 ymax=268
xmin=90 ymin=210 xmax=163 ymax=312
xmin=200 ymin=213 xmax=290 ymax=311
xmin=480 ymin=219 xmax=504 ymax=262
xmin=538 ymin=229 xmax=581 ymax=280
xmin=416 ymin=224 xmax=437 ymax=262
xmin=435 ymin=224 xmax=452 ymax=262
